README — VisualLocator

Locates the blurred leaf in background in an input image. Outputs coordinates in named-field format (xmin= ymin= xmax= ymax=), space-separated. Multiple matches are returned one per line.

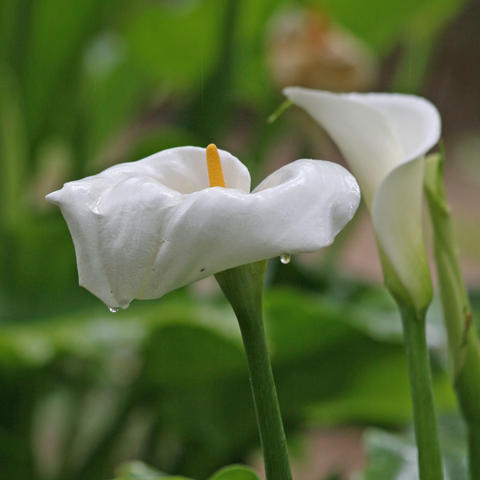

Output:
xmin=112 ymin=460 xmax=260 ymax=480
xmin=0 ymin=281 xmax=466 ymax=479
xmin=356 ymin=416 xmax=468 ymax=480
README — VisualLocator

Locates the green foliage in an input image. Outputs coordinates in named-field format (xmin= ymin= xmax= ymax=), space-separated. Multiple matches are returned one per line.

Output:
xmin=209 ymin=465 xmax=260 ymax=480
xmin=22 ymin=0 xmax=123 ymax=143
xmin=356 ymin=416 xmax=468 ymax=479
xmin=320 ymin=0 xmax=466 ymax=55
xmin=125 ymin=1 xmax=220 ymax=90
xmin=112 ymin=461 xmax=260 ymax=480
xmin=0 ymin=66 xmax=26 ymax=231
xmin=0 ymin=284 xmax=461 ymax=479
xmin=114 ymin=461 xmax=170 ymax=479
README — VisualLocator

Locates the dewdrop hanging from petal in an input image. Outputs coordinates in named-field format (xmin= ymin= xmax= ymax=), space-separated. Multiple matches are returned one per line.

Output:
xmin=46 ymin=144 xmax=360 ymax=310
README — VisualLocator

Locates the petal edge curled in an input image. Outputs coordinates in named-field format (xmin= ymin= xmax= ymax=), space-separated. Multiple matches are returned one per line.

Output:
xmin=47 ymin=147 xmax=360 ymax=309
xmin=285 ymin=87 xmax=440 ymax=312
xmin=372 ymin=157 xmax=432 ymax=311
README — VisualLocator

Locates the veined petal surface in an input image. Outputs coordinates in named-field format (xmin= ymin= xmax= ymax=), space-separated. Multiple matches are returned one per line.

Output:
xmin=47 ymin=147 xmax=359 ymax=309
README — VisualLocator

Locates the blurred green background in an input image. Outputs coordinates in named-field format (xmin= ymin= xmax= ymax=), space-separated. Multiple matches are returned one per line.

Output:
xmin=1 ymin=0 xmax=479 ymax=479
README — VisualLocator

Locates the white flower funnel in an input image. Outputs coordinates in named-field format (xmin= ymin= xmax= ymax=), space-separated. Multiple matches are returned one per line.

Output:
xmin=284 ymin=87 xmax=441 ymax=312
xmin=47 ymin=146 xmax=360 ymax=309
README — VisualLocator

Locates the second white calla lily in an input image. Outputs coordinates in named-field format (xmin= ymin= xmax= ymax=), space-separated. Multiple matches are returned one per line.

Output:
xmin=284 ymin=87 xmax=441 ymax=312
xmin=47 ymin=146 xmax=360 ymax=310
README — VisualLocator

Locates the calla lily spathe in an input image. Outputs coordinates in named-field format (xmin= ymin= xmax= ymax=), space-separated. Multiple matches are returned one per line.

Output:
xmin=284 ymin=87 xmax=441 ymax=312
xmin=47 ymin=146 xmax=360 ymax=310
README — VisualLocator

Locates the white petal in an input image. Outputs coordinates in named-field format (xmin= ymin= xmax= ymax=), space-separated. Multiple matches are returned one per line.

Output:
xmin=253 ymin=159 xmax=360 ymax=249
xmin=284 ymin=87 xmax=403 ymax=207
xmin=347 ymin=93 xmax=441 ymax=163
xmin=285 ymin=87 xmax=440 ymax=312
xmin=372 ymin=157 xmax=432 ymax=311
xmin=48 ymin=146 xmax=251 ymax=202
xmin=135 ymin=146 xmax=251 ymax=193
xmin=47 ymin=151 xmax=359 ymax=308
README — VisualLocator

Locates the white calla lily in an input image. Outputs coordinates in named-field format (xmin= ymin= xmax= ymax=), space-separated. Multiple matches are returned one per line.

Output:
xmin=284 ymin=87 xmax=441 ymax=312
xmin=47 ymin=145 xmax=360 ymax=310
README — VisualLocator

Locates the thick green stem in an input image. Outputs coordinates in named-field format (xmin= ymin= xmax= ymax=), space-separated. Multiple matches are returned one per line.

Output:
xmin=400 ymin=306 xmax=444 ymax=480
xmin=425 ymin=153 xmax=480 ymax=479
xmin=215 ymin=261 xmax=293 ymax=480
xmin=380 ymin=246 xmax=443 ymax=479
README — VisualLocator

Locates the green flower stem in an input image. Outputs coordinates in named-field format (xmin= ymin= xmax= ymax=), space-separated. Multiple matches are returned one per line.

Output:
xmin=400 ymin=305 xmax=444 ymax=480
xmin=425 ymin=153 xmax=480 ymax=479
xmin=215 ymin=261 xmax=293 ymax=480
xmin=380 ymin=251 xmax=443 ymax=479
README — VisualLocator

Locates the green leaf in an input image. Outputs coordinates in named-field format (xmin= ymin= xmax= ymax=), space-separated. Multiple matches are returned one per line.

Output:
xmin=114 ymin=460 xmax=167 ymax=479
xmin=357 ymin=416 xmax=468 ymax=480
xmin=142 ymin=323 xmax=245 ymax=387
xmin=22 ymin=0 xmax=125 ymax=141
xmin=125 ymin=1 xmax=220 ymax=90
xmin=0 ymin=66 xmax=27 ymax=231
xmin=81 ymin=37 xmax=148 ymax=159
xmin=0 ymin=285 xmax=460 ymax=478
xmin=321 ymin=0 xmax=465 ymax=55
xmin=0 ymin=0 xmax=17 ymax=64
xmin=209 ymin=465 xmax=260 ymax=480
xmin=232 ymin=0 xmax=284 ymax=105
xmin=111 ymin=462 xmax=259 ymax=480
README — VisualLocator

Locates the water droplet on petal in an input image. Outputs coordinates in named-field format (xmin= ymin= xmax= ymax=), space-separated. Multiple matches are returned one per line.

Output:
xmin=109 ymin=307 xmax=119 ymax=313
xmin=280 ymin=254 xmax=291 ymax=264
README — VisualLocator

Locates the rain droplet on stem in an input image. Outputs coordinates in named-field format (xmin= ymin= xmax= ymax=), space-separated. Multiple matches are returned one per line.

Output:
xmin=280 ymin=254 xmax=291 ymax=264
xmin=109 ymin=307 xmax=119 ymax=313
